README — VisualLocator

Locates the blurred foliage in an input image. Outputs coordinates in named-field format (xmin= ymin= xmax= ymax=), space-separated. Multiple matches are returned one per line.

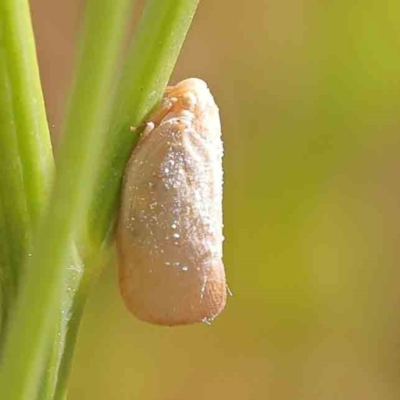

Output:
xmin=31 ymin=0 xmax=400 ymax=399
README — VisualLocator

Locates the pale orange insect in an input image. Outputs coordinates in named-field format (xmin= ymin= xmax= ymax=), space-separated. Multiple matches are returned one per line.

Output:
xmin=116 ymin=78 xmax=226 ymax=326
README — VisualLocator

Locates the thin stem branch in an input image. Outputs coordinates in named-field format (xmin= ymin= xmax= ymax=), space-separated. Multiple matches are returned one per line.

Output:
xmin=0 ymin=0 xmax=52 ymax=335
xmin=0 ymin=0 xmax=133 ymax=398
xmin=0 ymin=0 xmax=53 ymax=227
xmin=50 ymin=1 xmax=200 ymax=396
xmin=86 ymin=0 xmax=200 ymax=249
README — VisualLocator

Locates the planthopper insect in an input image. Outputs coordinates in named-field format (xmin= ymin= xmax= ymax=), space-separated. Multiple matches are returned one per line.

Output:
xmin=116 ymin=78 xmax=227 ymax=326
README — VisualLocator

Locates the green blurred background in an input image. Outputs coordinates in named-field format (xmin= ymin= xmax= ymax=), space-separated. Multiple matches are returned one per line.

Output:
xmin=30 ymin=0 xmax=400 ymax=399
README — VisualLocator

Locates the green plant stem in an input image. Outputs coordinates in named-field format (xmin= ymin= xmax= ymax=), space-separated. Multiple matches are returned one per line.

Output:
xmin=49 ymin=1 xmax=200 ymax=397
xmin=1 ymin=0 xmax=200 ymax=398
xmin=49 ymin=1 xmax=199 ymax=396
xmin=0 ymin=0 xmax=53 ymax=227
xmin=0 ymin=0 xmax=133 ymax=398
xmin=0 ymin=0 xmax=52 ymax=333
xmin=38 ymin=245 xmax=85 ymax=400
xmin=0 ymin=52 xmax=31 ymax=313
xmin=0 ymin=198 xmax=14 ymax=336
xmin=51 ymin=249 xmax=113 ymax=400
xmin=87 ymin=0 xmax=200 ymax=249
